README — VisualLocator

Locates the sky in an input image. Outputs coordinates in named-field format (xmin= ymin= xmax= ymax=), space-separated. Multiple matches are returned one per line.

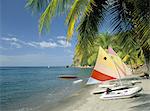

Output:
xmin=0 ymin=0 xmax=111 ymax=66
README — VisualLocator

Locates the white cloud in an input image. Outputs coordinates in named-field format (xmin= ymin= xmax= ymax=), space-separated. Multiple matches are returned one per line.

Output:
xmin=28 ymin=41 xmax=58 ymax=48
xmin=10 ymin=42 xmax=22 ymax=48
xmin=1 ymin=37 xmax=26 ymax=45
xmin=27 ymin=42 xmax=38 ymax=48
xmin=57 ymin=40 xmax=71 ymax=47
xmin=1 ymin=37 xmax=18 ymax=42
xmin=39 ymin=41 xmax=58 ymax=48
xmin=0 ymin=35 xmax=72 ymax=49
xmin=1 ymin=37 xmax=22 ymax=48
xmin=57 ymin=36 xmax=66 ymax=39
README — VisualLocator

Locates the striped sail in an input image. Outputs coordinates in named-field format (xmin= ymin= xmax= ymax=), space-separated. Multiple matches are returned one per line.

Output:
xmin=87 ymin=47 xmax=119 ymax=85
xmin=108 ymin=47 xmax=132 ymax=76
xmin=87 ymin=46 xmax=132 ymax=85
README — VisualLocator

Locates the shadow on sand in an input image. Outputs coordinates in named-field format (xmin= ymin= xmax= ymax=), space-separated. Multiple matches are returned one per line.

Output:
xmin=129 ymin=93 xmax=150 ymax=111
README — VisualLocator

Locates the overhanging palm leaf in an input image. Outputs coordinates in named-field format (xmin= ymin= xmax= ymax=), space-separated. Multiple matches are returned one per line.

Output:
xmin=66 ymin=0 xmax=87 ymax=40
xmin=65 ymin=0 xmax=95 ymax=40
xmin=39 ymin=0 xmax=58 ymax=33
xmin=109 ymin=0 xmax=127 ymax=32
xmin=77 ymin=0 xmax=107 ymax=53
xmin=26 ymin=0 xmax=73 ymax=34
xmin=25 ymin=0 xmax=49 ymax=12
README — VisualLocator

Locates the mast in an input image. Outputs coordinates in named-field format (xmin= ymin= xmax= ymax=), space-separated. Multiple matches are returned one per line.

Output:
xmin=107 ymin=47 xmax=132 ymax=85
xmin=112 ymin=60 xmax=123 ymax=86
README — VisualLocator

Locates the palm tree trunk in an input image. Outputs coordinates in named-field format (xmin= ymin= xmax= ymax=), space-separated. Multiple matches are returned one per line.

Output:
xmin=142 ymin=47 xmax=150 ymax=74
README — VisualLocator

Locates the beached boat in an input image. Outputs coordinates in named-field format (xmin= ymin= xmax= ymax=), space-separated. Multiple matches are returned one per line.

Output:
xmin=58 ymin=75 xmax=78 ymax=79
xmin=87 ymin=46 xmax=132 ymax=85
xmin=87 ymin=46 xmax=142 ymax=99
xmin=100 ymin=86 xmax=142 ymax=99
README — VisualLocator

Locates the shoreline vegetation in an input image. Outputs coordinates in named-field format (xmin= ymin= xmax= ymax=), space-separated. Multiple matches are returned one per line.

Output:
xmin=71 ymin=65 xmax=93 ymax=69
xmin=72 ymin=64 xmax=148 ymax=75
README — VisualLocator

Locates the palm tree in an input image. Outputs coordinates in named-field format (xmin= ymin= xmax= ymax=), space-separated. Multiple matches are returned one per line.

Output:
xmin=74 ymin=33 xmax=144 ymax=67
xmin=73 ymin=33 xmax=114 ymax=66
xmin=26 ymin=0 xmax=150 ymax=74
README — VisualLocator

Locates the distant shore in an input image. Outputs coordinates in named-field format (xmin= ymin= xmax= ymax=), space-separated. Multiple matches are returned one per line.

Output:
xmin=71 ymin=66 xmax=93 ymax=68
xmin=72 ymin=64 xmax=148 ymax=70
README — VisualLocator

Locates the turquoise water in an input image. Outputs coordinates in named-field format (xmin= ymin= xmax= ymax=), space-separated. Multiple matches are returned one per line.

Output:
xmin=0 ymin=67 xmax=92 ymax=111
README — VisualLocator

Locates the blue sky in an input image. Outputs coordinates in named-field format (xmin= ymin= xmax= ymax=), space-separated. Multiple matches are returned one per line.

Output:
xmin=0 ymin=0 xmax=111 ymax=66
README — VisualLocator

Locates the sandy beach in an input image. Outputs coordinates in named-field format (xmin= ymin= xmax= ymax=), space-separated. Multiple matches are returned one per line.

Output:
xmin=50 ymin=78 xmax=150 ymax=111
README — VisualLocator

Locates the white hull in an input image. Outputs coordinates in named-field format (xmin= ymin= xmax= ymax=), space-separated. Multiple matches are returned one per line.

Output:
xmin=100 ymin=86 xmax=142 ymax=99
xmin=98 ymin=79 xmax=142 ymax=89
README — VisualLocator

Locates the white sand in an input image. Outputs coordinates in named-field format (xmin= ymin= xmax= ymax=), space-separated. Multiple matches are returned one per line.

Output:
xmin=50 ymin=79 xmax=150 ymax=111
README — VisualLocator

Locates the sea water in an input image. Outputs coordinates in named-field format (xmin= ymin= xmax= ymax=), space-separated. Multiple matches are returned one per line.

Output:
xmin=0 ymin=67 xmax=91 ymax=111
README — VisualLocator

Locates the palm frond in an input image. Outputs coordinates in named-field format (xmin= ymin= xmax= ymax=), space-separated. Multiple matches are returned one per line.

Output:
xmin=77 ymin=0 xmax=107 ymax=52
xmin=25 ymin=0 xmax=49 ymax=13
xmin=39 ymin=0 xmax=58 ymax=33
xmin=66 ymin=0 xmax=86 ymax=40
xmin=65 ymin=0 xmax=95 ymax=40
xmin=38 ymin=0 xmax=73 ymax=34
xmin=109 ymin=0 xmax=132 ymax=32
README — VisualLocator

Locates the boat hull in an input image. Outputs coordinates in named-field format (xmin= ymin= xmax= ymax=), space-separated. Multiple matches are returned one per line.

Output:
xmin=58 ymin=75 xmax=78 ymax=79
xmin=100 ymin=86 xmax=142 ymax=99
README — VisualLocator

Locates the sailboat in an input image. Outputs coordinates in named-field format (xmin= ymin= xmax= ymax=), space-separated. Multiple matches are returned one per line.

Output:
xmin=87 ymin=46 xmax=142 ymax=99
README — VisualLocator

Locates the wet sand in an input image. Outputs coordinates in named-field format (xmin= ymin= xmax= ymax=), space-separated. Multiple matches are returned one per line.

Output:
xmin=49 ymin=79 xmax=150 ymax=111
